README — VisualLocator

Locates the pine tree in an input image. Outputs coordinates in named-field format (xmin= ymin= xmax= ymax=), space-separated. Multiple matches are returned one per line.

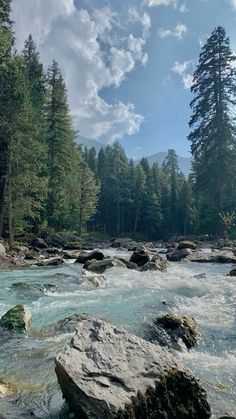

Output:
xmin=188 ymin=26 xmax=236 ymax=234
xmin=45 ymin=60 xmax=75 ymax=229
xmin=0 ymin=0 xmax=14 ymax=236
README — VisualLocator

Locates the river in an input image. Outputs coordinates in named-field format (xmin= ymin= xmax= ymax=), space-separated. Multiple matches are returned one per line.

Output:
xmin=0 ymin=248 xmax=235 ymax=418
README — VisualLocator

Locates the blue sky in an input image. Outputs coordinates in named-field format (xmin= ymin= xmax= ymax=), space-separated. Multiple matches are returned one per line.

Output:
xmin=12 ymin=0 xmax=236 ymax=158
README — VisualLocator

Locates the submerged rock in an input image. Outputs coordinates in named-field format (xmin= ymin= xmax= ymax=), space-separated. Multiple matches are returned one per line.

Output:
xmin=80 ymin=275 xmax=106 ymax=288
xmin=115 ymin=257 xmax=138 ymax=270
xmin=0 ymin=305 xmax=31 ymax=335
xmin=229 ymin=268 xmax=236 ymax=276
xmin=10 ymin=282 xmax=57 ymax=298
xmin=0 ymin=399 xmax=38 ymax=418
xmin=153 ymin=313 xmax=199 ymax=350
xmin=75 ymin=250 xmax=105 ymax=264
xmin=35 ymin=257 xmax=64 ymax=267
xmin=84 ymin=258 xmax=126 ymax=274
xmin=130 ymin=247 xmax=151 ymax=267
xmin=55 ymin=318 xmax=211 ymax=419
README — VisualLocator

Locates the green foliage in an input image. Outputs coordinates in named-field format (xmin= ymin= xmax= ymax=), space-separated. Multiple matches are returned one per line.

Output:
xmin=189 ymin=26 xmax=236 ymax=235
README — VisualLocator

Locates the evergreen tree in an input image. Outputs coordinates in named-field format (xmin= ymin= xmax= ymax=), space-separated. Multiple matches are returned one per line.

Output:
xmin=189 ymin=26 xmax=236 ymax=234
xmin=0 ymin=0 xmax=14 ymax=236
xmin=45 ymin=60 xmax=75 ymax=229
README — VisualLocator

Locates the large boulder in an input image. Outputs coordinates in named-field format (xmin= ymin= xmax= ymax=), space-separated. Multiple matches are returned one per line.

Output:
xmin=140 ymin=255 xmax=167 ymax=272
xmin=114 ymin=257 xmax=138 ymax=270
xmin=0 ymin=243 xmax=6 ymax=258
xmin=35 ymin=257 xmax=64 ymax=267
xmin=130 ymin=247 xmax=151 ymax=267
xmin=84 ymin=258 xmax=126 ymax=274
xmin=178 ymin=241 xmax=197 ymax=250
xmin=167 ymin=248 xmax=191 ymax=262
xmin=0 ymin=305 xmax=31 ymax=335
xmin=152 ymin=313 xmax=199 ymax=350
xmin=55 ymin=318 xmax=211 ymax=419
xmin=75 ymin=250 xmax=104 ymax=264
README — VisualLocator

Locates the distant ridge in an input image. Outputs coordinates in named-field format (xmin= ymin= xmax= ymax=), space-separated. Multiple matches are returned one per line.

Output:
xmin=76 ymin=136 xmax=192 ymax=176
xmin=136 ymin=152 xmax=192 ymax=176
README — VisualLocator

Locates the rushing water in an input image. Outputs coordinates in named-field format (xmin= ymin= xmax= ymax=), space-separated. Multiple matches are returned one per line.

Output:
xmin=0 ymin=248 xmax=235 ymax=418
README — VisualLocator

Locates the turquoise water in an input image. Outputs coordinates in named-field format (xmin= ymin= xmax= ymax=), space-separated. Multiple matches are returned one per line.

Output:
xmin=0 ymin=248 xmax=235 ymax=418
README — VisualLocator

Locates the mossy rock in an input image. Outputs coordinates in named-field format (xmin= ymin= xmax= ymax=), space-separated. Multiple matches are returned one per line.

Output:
xmin=0 ymin=305 xmax=32 ymax=335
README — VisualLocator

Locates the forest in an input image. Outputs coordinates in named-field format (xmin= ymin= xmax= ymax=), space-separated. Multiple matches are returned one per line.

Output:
xmin=1 ymin=0 xmax=236 ymax=245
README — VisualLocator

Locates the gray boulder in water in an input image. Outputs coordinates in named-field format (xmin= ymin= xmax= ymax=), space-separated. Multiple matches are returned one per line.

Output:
xmin=55 ymin=318 xmax=211 ymax=419
xmin=75 ymin=250 xmax=105 ymax=264
xmin=84 ymin=258 xmax=126 ymax=274
xmin=130 ymin=247 xmax=151 ymax=267
xmin=153 ymin=313 xmax=199 ymax=350
xmin=0 ymin=304 xmax=32 ymax=335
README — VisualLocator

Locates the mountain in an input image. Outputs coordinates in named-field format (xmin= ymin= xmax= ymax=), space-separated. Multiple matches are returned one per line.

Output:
xmin=76 ymin=135 xmax=103 ymax=153
xmin=136 ymin=152 xmax=192 ymax=176
xmin=76 ymin=136 xmax=192 ymax=176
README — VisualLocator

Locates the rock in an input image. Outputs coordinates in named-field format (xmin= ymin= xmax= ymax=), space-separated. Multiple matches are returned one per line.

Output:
xmin=35 ymin=257 xmax=64 ymax=267
xmin=114 ymin=257 xmax=138 ymax=270
xmin=24 ymin=249 xmax=39 ymax=260
xmin=80 ymin=275 xmax=106 ymax=288
xmin=178 ymin=241 xmax=197 ymax=250
xmin=153 ymin=313 xmax=199 ymax=350
xmin=110 ymin=237 xmax=138 ymax=250
xmin=42 ymin=313 xmax=88 ymax=336
xmin=167 ymin=248 xmax=191 ymax=262
xmin=130 ymin=247 xmax=151 ymax=267
xmin=140 ymin=256 xmax=167 ymax=272
xmin=10 ymin=282 xmax=57 ymax=298
xmin=31 ymin=237 xmax=48 ymax=249
xmin=55 ymin=318 xmax=211 ymax=419
xmin=0 ymin=243 xmax=6 ymax=258
xmin=229 ymin=268 xmax=236 ymax=276
xmin=0 ymin=305 xmax=32 ymax=334
xmin=189 ymin=251 xmax=236 ymax=263
xmin=84 ymin=258 xmax=126 ymax=274
xmin=194 ymin=273 xmax=207 ymax=279
xmin=75 ymin=250 xmax=104 ymax=264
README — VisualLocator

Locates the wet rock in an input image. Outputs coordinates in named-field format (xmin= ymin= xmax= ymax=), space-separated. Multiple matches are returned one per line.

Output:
xmin=229 ymin=268 xmax=236 ymax=276
xmin=55 ymin=318 xmax=211 ymax=419
xmin=130 ymin=247 xmax=151 ymax=267
xmin=0 ymin=305 xmax=32 ymax=335
xmin=167 ymin=248 xmax=191 ymax=262
xmin=110 ymin=237 xmax=138 ymax=250
xmin=31 ymin=237 xmax=48 ymax=249
xmin=140 ymin=255 xmax=167 ymax=272
xmin=75 ymin=250 xmax=104 ymax=264
xmin=0 ymin=243 xmax=6 ymax=258
xmin=194 ymin=273 xmax=207 ymax=279
xmin=24 ymin=249 xmax=39 ymax=260
xmin=84 ymin=258 xmax=126 ymax=274
xmin=10 ymin=282 xmax=57 ymax=298
xmin=80 ymin=275 xmax=106 ymax=288
xmin=189 ymin=251 xmax=236 ymax=263
xmin=178 ymin=241 xmax=197 ymax=250
xmin=45 ymin=313 xmax=88 ymax=335
xmin=115 ymin=257 xmax=138 ymax=270
xmin=153 ymin=313 xmax=199 ymax=350
xmin=35 ymin=257 xmax=64 ymax=267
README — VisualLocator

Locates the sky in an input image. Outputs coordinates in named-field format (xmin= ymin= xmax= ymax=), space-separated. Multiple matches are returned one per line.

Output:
xmin=11 ymin=0 xmax=236 ymax=159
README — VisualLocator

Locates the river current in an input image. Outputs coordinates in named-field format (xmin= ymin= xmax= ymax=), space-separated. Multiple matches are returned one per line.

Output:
xmin=0 ymin=248 xmax=235 ymax=418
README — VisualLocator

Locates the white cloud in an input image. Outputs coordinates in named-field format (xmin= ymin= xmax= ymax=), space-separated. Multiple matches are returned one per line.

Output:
xmin=172 ymin=60 xmax=193 ymax=89
xmin=158 ymin=23 xmax=187 ymax=40
xmin=128 ymin=7 xmax=151 ymax=38
xmin=229 ymin=0 xmax=236 ymax=9
xmin=179 ymin=2 xmax=189 ymax=13
xmin=143 ymin=0 xmax=177 ymax=7
xmin=12 ymin=1 xmax=147 ymax=142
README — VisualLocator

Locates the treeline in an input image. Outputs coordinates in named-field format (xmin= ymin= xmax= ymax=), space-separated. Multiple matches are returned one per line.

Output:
xmin=0 ymin=1 xmax=98 ymax=245
xmin=83 ymin=145 xmax=196 ymax=238
xmin=1 ymin=0 xmax=236 ymax=244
